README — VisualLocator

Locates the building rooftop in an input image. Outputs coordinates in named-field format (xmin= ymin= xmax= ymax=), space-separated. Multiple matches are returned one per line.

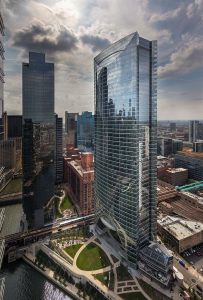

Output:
xmin=176 ymin=151 xmax=203 ymax=160
xmin=69 ymin=160 xmax=94 ymax=177
xmin=158 ymin=216 xmax=203 ymax=241
xmin=140 ymin=242 xmax=173 ymax=267
xmin=166 ymin=168 xmax=187 ymax=174
xmin=181 ymin=191 xmax=203 ymax=204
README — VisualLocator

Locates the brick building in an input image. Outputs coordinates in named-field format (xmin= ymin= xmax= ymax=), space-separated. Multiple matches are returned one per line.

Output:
xmin=64 ymin=152 xmax=94 ymax=215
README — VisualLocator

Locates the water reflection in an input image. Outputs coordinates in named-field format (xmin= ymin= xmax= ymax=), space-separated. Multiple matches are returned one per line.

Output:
xmin=1 ymin=261 xmax=73 ymax=300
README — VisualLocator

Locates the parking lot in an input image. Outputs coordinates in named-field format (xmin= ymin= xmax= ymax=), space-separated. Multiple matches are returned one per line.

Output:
xmin=182 ymin=243 xmax=203 ymax=274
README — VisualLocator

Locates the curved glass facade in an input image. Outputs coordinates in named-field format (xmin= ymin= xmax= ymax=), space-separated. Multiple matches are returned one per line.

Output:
xmin=94 ymin=32 xmax=157 ymax=264
xmin=0 ymin=8 xmax=4 ymax=140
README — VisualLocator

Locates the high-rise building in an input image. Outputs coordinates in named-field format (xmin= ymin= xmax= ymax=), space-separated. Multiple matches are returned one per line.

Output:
xmin=0 ymin=6 xmax=5 ymax=297
xmin=170 ymin=122 xmax=176 ymax=132
xmin=175 ymin=151 xmax=203 ymax=180
xmin=0 ymin=137 xmax=22 ymax=171
xmin=64 ymin=152 xmax=94 ymax=216
xmin=22 ymin=52 xmax=55 ymax=228
xmin=189 ymin=120 xmax=199 ymax=143
xmin=77 ymin=111 xmax=94 ymax=152
xmin=55 ymin=114 xmax=63 ymax=184
xmin=94 ymin=32 xmax=157 ymax=265
xmin=0 ymin=7 xmax=4 ymax=141
xmin=193 ymin=142 xmax=203 ymax=153
xmin=7 ymin=115 xmax=22 ymax=138
xmin=157 ymin=137 xmax=183 ymax=156
xmin=65 ymin=111 xmax=78 ymax=146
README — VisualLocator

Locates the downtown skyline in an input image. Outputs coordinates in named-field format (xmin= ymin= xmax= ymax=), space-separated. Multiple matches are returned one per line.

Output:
xmin=2 ymin=0 xmax=203 ymax=120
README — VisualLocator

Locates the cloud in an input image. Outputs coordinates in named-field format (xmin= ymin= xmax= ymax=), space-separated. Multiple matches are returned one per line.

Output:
xmin=186 ymin=0 xmax=203 ymax=18
xmin=158 ymin=35 xmax=203 ymax=78
xmin=150 ymin=6 xmax=181 ymax=23
xmin=12 ymin=23 xmax=78 ymax=55
xmin=81 ymin=34 xmax=111 ymax=51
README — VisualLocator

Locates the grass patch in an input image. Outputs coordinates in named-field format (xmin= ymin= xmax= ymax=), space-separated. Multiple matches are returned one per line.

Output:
xmin=76 ymin=242 xmax=110 ymax=271
xmin=120 ymin=292 xmax=147 ymax=300
xmin=60 ymin=196 xmax=73 ymax=213
xmin=64 ymin=244 xmax=83 ymax=258
xmin=94 ymin=270 xmax=114 ymax=290
xmin=117 ymin=264 xmax=133 ymax=281
xmin=0 ymin=178 xmax=22 ymax=196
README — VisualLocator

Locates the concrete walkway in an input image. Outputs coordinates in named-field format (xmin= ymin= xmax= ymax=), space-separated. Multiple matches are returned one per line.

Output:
xmin=28 ymin=237 xmax=153 ymax=300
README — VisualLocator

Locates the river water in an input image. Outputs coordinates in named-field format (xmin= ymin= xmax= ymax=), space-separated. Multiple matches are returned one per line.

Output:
xmin=1 ymin=260 xmax=73 ymax=300
xmin=0 ymin=204 xmax=73 ymax=300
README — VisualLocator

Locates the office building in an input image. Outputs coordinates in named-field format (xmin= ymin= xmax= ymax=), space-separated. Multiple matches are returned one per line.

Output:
xmin=94 ymin=32 xmax=157 ymax=266
xmin=172 ymin=139 xmax=183 ymax=154
xmin=7 ymin=115 xmax=22 ymax=138
xmin=158 ymin=138 xmax=183 ymax=156
xmin=157 ymin=138 xmax=172 ymax=156
xmin=175 ymin=151 xmax=203 ymax=180
xmin=65 ymin=111 xmax=78 ymax=146
xmin=56 ymin=115 xmax=63 ymax=184
xmin=158 ymin=216 xmax=203 ymax=253
xmin=22 ymin=52 xmax=55 ymax=228
xmin=170 ymin=122 xmax=176 ymax=132
xmin=160 ymin=168 xmax=188 ymax=186
xmin=64 ymin=153 xmax=94 ymax=216
xmin=193 ymin=142 xmax=203 ymax=153
xmin=138 ymin=243 xmax=173 ymax=286
xmin=189 ymin=120 xmax=199 ymax=143
xmin=0 ymin=7 xmax=5 ymax=298
xmin=0 ymin=7 xmax=4 ymax=136
xmin=77 ymin=111 xmax=94 ymax=151
xmin=0 ymin=137 xmax=22 ymax=171
xmin=0 ymin=8 xmax=4 ymax=141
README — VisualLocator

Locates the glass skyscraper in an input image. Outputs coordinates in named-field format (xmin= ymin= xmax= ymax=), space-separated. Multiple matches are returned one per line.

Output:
xmin=22 ymin=52 xmax=55 ymax=228
xmin=94 ymin=32 xmax=157 ymax=265
xmin=0 ymin=7 xmax=4 ymax=141
xmin=77 ymin=111 xmax=94 ymax=152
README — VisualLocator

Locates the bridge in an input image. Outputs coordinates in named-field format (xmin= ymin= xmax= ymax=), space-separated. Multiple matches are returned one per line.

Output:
xmin=4 ymin=214 xmax=95 ymax=259
xmin=176 ymin=181 xmax=203 ymax=192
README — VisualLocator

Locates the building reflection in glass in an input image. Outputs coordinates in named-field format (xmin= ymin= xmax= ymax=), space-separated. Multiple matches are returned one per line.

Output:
xmin=22 ymin=52 xmax=55 ymax=228
xmin=94 ymin=32 xmax=157 ymax=265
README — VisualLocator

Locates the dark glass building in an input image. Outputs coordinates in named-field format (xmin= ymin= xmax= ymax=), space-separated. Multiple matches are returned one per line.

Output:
xmin=55 ymin=114 xmax=63 ymax=184
xmin=0 ymin=7 xmax=4 ymax=141
xmin=77 ymin=111 xmax=94 ymax=152
xmin=8 ymin=115 xmax=22 ymax=138
xmin=94 ymin=32 xmax=157 ymax=265
xmin=22 ymin=52 xmax=55 ymax=228
xmin=65 ymin=111 xmax=78 ymax=146
xmin=189 ymin=120 xmax=199 ymax=143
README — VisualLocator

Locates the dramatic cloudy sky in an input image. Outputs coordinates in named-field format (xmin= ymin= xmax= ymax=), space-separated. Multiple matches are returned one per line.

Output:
xmin=3 ymin=0 xmax=203 ymax=120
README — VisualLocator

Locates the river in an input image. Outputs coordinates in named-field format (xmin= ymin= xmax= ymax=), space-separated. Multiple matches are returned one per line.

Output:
xmin=1 ymin=260 xmax=73 ymax=300
xmin=0 ymin=204 xmax=74 ymax=300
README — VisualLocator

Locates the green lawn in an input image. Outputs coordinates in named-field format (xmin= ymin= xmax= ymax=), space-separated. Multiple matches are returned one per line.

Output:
xmin=120 ymin=292 xmax=147 ymax=300
xmin=60 ymin=196 xmax=73 ymax=212
xmin=117 ymin=265 xmax=133 ymax=281
xmin=94 ymin=270 xmax=115 ymax=290
xmin=95 ymin=273 xmax=108 ymax=285
xmin=76 ymin=242 xmax=110 ymax=271
xmin=64 ymin=244 xmax=83 ymax=258
xmin=0 ymin=178 xmax=22 ymax=196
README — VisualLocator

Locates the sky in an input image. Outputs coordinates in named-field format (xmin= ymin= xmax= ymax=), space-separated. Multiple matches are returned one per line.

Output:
xmin=2 ymin=0 xmax=203 ymax=120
